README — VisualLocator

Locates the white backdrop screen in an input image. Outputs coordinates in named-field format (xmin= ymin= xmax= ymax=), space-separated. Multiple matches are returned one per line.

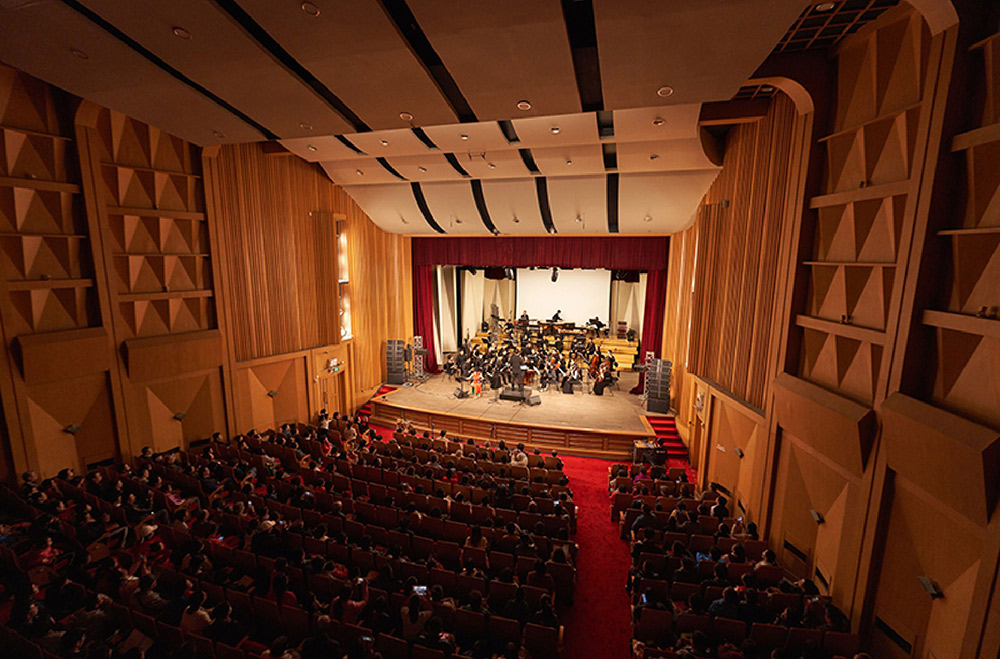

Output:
xmin=515 ymin=268 xmax=611 ymax=325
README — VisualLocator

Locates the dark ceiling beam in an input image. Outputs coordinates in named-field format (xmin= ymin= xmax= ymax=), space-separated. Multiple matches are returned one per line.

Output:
xmin=560 ymin=0 xmax=604 ymax=112
xmin=379 ymin=0 xmax=477 ymax=124
xmin=411 ymin=182 xmax=447 ymax=234
xmin=211 ymin=0 xmax=371 ymax=133
xmin=59 ymin=0 xmax=278 ymax=140
xmin=470 ymin=180 xmax=500 ymax=235
xmin=536 ymin=178 xmax=556 ymax=234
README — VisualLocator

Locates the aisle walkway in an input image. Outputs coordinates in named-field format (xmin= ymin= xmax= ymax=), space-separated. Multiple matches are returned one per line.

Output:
xmin=560 ymin=455 xmax=633 ymax=659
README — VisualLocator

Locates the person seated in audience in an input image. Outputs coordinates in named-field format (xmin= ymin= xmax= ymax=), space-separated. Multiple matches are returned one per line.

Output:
xmin=711 ymin=496 xmax=731 ymax=519
xmin=708 ymin=586 xmax=741 ymax=618
xmin=502 ymin=586 xmax=533 ymax=625
xmin=704 ymin=563 xmax=730 ymax=590
xmin=511 ymin=444 xmax=529 ymax=467
xmin=461 ymin=589 xmax=490 ymax=615
xmin=464 ymin=525 xmax=489 ymax=550
xmin=527 ymin=559 xmax=555 ymax=591
xmin=401 ymin=592 xmax=433 ymax=641
xmin=206 ymin=602 xmax=247 ymax=647
xmin=631 ymin=527 xmax=661 ymax=564
xmin=756 ymin=549 xmax=777 ymax=568
xmin=630 ymin=503 xmax=656 ymax=539
xmin=180 ymin=590 xmax=212 ymax=634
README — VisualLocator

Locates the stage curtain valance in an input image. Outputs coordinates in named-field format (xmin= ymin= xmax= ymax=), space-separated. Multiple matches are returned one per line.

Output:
xmin=412 ymin=236 xmax=669 ymax=270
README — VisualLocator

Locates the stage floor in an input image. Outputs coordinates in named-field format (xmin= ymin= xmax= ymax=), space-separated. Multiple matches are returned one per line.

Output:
xmin=378 ymin=371 xmax=648 ymax=434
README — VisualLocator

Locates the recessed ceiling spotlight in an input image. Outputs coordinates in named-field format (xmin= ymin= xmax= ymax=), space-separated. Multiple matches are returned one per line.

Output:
xmin=550 ymin=126 xmax=560 ymax=134
xmin=307 ymin=144 xmax=318 ymax=152
xmin=488 ymin=163 xmax=496 ymax=169
xmin=172 ymin=26 xmax=192 ymax=39
xmin=649 ymin=154 xmax=660 ymax=161
xmin=656 ymin=85 xmax=674 ymax=98
xmin=417 ymin=166 xmax=427 ymax=172
xmin=70 ymin=48 xmax=89 ymax=60
xmin=301 ymin=2 xmax=320 ymax=16
xmin=212 ymin=130 xmax=226 ymax=139
xmin=512 ymin=217 xmax=520 ymax=224
xmin=565 ymin=158 xmax=573 ymax=166
xmin=652 ymin=117 xmax=665 ymax=126
xmin=399 ymin=111 xmax=413 ymax=121
xmin=460 ymin=134 xmax=469 ymax=141
xmin=455 ymin=218 xmax=463 ymax=224
xmin=815 ymin=2 xmax=836 ymax=11
xmin=516 ymin=100 xmax=532 ymax=111
xmin=644 ymin=215 xmax=653 ymax=222
xmin=575 ymin=216 xmax=583 ymax=223
xmin=355 ymin=169 xmax=364 ymax=176
xmin=300 ymin=122 xmax=313 ymax=131
xmin=380 ymin=139 xmax=389 ymax=146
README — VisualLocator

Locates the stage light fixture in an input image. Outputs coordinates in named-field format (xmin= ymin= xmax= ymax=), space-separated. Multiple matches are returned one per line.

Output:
xmin=307 ymin=145 xmax=317 ymax=152
xmin=267 ymin=390 xmax=278 ymax=398
xmin=516 ymin=100 xmax=532 ymax=111
xmin=63 ymin=424 xmax=82 ymax=435
xmin=809 ymin=509 xmax=825 ymax=524
xmin=652 ymin=117 xmax=665 ymax=126
xmin=399 ymin=111 xmax=413 ymax=121
xmin=734 ymin=447 xmax=745 ymax=458
xmin=512 ymin=217 xmax=520 ymax=223
xmin=173 ymin=412 xmax=187 ymax=421
xmin=917 ymin=576 xmax=943 ymax=599
xmin=380 ymin=140 xmax=389 ymax=146
xmin=551 ymin=267 xmax=558 ymax=282
xmin=172 ymin=26 xmax=192 ymax=39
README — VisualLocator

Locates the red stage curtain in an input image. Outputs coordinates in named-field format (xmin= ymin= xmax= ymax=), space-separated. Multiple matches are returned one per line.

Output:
xmin=630 ymin=269 xmax=668 ymax=394
xmin=411 ymin=236 xmax=668 ymax=270
xmin=411 ymin=264 xmax=440 ymax=373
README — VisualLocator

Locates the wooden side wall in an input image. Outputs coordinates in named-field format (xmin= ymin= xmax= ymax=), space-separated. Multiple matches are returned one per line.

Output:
xmin=0 ymin=67 xmax=411 ymax=478
xmin=667 ymin=3 xmax=1000 ymax=656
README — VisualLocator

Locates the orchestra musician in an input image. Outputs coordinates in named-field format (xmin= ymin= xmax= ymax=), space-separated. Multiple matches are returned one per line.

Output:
xmin=550 ymin=309 xmax=562 ymax=322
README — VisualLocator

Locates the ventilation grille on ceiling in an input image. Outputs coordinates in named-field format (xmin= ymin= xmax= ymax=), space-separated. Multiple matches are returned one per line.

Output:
xmin=732 ymin=84 xmax=778 ymax=101
xmin=773 ymin=0 xmax=899 ymax=54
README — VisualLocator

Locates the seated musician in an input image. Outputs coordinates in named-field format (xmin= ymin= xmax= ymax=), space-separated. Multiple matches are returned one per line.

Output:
xmin=561 ymin=364 xmax=581 ymax=394
xmin=551 ymin=309 xmax=562 ymax=322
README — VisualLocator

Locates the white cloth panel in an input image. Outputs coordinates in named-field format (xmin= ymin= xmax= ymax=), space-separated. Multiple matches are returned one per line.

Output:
xmin=461 ymin=270 xmax=485 ymax=342
xmin=515 ymin=268 xmax=611 ymax=325
xmin=435 ymin=266 xmax=458 ymax=353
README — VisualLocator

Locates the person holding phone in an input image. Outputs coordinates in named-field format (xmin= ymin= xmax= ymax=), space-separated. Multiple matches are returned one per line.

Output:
xmin=400 ymin=593 xmax=432 ymax=641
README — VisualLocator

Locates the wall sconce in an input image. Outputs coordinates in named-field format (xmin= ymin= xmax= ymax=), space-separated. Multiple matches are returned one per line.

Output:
xmin=917 ymin=576 xmax=943 ymax=599
xmin=809 ymin=509 xmax=825 ymax=524
xmin=734 ymin=448 xmax=745 ymax=459
xmin=172 ymin=412 xmax=187 ymax=421
xmin=267 ymin=390 xmax=278 ymax=398
xmin=63 ymin=424 xmax=82 ymax=435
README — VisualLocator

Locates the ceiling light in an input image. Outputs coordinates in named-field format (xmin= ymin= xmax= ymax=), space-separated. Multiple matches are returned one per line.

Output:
xmin=380 ymin=139 xmax=389 ymax=146
xmin=550 ymin=126 xmax=560 ymax=135
xmin=301 ymin=2 xmax=320 ymax=16
xmin=488 ymin=163 xmax=496 ymax=169
xmin=815 ymin=2 xmax=836 ymax=11
xmin=656 ymin=85 xmax=674 ymax=98
xmin=761 ymin=86 xmax=775 ymax=93
xmin=455 ymin=218 xmax=463 ymax=224
xmin=418 ymin=166 xmax=427 ymax=172
xmin=172 ymin=26 xmax=191 ymax=39
xmin=70 ymin=48 xmax=89 ymax=60
xmin=649 ymin=154 xmax=660 ymax=161
xmin=212 ymin=130 xmax=226 ymax=139
xmin=512 ymin=217 xmax=520 ymax=224
xmin=300 ymin=122 xmax=313 ymax=131
xmin=652 ymin=117 xmax=665 ymax=126
xmin=307 ymin=145 xmax=317 ymax=152
xmin=356 ymin=169 xmax=364 ymax=176
xmin=399 ymin=111 xmax=413 ymax=121
xmin=460 ymin=134 xmax=469 ymax=141
xmin=516 ymin=100 xmax=532 ymax=111
xmin=575 ymin=216 xmax=582 ymax=223
xmin=644 ymin=215 xmax=653 ymax=222
xmin=565 ymin=158 xmax=573 ymax=166
xmin=401 ymin=218 xmax=409 ymax=225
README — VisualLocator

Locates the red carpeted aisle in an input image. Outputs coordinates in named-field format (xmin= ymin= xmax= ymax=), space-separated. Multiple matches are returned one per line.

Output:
xmin=559 ymin=455 xmax=633 ymax=659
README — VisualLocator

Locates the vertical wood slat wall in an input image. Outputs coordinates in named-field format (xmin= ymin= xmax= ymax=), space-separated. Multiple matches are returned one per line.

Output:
xmin=665 ymin=93 xmax=798 ymax=413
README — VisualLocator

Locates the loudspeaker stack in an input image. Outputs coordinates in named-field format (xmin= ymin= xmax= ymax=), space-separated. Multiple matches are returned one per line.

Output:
xmin=386 ymin=340 xmax=406 ymax=384
xmin=646 ymin=358 xmax=672 ymax=414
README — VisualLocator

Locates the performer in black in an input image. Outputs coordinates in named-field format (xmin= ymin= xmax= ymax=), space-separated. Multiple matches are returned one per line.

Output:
xmin=561 ymin=364 xmax=581 ymax=394
xmin=551 ymin=309 xmax=562 ymax=322
xmin=508 ymin=350 xmax=524 ymax=391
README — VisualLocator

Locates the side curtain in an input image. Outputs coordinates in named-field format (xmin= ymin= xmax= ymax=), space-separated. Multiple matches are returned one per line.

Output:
xmin=630 ymin=268 xmax=667 ymax=394
xmin=411 ymin=263 xmax=440 ymax=373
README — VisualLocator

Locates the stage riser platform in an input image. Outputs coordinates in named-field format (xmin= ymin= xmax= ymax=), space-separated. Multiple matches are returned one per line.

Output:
xmin=370 ymin=398 xmax=652 ymax=460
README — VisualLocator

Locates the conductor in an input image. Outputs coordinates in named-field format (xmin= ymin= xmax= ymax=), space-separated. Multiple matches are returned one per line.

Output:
xmin=550 ymin=309 xmax=562 ymax=322
xmin=508 ymin=351 xmax=524 ymax=390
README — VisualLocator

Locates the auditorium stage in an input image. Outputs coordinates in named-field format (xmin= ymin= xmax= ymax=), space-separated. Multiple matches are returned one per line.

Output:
xmin=368 ymin=372 xmax=658 ymax=459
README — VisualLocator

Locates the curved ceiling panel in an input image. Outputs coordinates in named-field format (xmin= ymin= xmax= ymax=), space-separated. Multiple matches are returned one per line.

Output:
xmin=532 ymin=144 xmax=605 ymax=176
xmin=546 ymin=176 xmax=608 ymax=235
xmin=0 ymin=0 xmax=262 ymax=144
xmin=614 ymin=104 xmax=703 ymax=142
xmin=408 ymin=0 xmax=580 ymax=121
xmin=594 ymin=0 xmax=805 ymax=108
xmin=280 ymin=136 xmax=358 ymax=162
xmin=75 ymin=0 xmax=352 ymax=138
xmin=511 ymin=112 xmax=600 ymax=148
xmin=320 ymin=158 xmax=401 ymax=186
xmin=617 ymin=139 xmax=718 ymax=172
xmin=341 ymin=183 xmax=432 ymax=234
xmin=459 ymin=150 xmax=530 ymax=180
xmin=422 ymin=121 xmax=512 ymax=152
xmin=348 ymin=128 xmax=434 ymax=158
xmin=420 ymin=182 xmax=491 ymax=235
xmin=481 ymin=179 xmax=544 ymax=235
xmin=383 ymin=154 xmax=457 ymax=183
xmin=618 ymin=171 xmax=721 ymax=234
xmin=239 ymin=0 xmax=458 ymax=130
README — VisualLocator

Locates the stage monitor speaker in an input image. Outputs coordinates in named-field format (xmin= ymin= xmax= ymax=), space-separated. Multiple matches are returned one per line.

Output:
xmin=647 ymin=398 xmax=670 ymax=414
xmin=526 ymin=394 xmax=541 ymax=406
xmin=500 ymin=387 xmax=532 ymax=402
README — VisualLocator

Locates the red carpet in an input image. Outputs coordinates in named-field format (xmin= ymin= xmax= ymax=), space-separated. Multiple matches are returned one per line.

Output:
xmin=560 ymin=455 xmax=633 ymax=659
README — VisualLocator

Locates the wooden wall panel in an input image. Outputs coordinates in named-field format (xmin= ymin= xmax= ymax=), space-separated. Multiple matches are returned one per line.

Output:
xmin=206 ymin=143 xmax=411 ymax=413
xmin=673 ymin=93 xmax=799 ymax=412
xmin=233 ymin=355 xmax=310 ymax=433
